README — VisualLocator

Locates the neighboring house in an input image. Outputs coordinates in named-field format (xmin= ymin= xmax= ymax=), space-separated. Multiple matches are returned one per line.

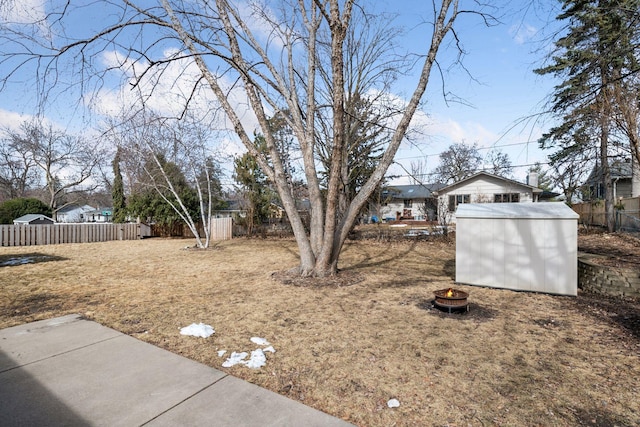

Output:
xmin=213 ymin=200 xmax=246 ymax=219
xmin=434 ymin=172 xmax=543 ymax=223
xmin=584 ymin=158 xmax=640 ymax=200
xmin=376 ymin=184 xmax=444 ymax=222
xmin=13 ymin=214 xmax=55 ymax=225
xmin=56 ymin=204 xmax=95 ymax=223
xmin=83 ymin=208 xmax=113 ymax=223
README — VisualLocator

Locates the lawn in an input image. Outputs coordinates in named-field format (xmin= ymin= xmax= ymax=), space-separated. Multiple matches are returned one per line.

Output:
xmin=1 ymin=233 xmax=639 ymax=426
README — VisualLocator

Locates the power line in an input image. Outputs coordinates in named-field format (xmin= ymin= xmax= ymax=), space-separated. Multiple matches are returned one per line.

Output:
xmin=394 ymin=139 xmax=542 ymax=162
xmin=387 ymin=160 xmax=552 ymax=181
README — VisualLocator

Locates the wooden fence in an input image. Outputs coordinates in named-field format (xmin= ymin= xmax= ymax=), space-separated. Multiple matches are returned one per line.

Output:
xmin=572 ymin=197 xmax=640 ymax=231
xmin=149 ymin=218 xmax=233 ymax=241
xmin=210 ymin=217 xmax=233 ymax=241
xmin=0 ymin=223 xmax=151 ymax=247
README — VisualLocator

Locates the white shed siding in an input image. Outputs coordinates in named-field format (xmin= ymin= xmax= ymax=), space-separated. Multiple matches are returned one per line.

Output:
xmin=455 ymin=203 xmax=578 ymax=296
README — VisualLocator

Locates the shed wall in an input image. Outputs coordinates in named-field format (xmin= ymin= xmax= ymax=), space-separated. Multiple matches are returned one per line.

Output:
xmin=456 ymin=216 xmax=577 ymax=296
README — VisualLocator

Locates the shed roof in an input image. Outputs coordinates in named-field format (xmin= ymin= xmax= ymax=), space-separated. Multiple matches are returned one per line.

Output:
xmin=13 ymin=214 xmax=55 ymax=224
xmin=455 ymin=202 xmax=579 ymax=219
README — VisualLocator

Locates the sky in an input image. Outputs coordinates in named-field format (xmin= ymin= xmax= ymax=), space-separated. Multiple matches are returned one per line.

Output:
xmin=384 ymin=0 xmax=564 ymax=184
xmin=0 ymin=0 xmax=566 ymax=188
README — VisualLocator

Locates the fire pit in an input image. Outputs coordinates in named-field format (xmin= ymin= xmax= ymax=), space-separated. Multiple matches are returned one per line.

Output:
xmin=433 ymin=288 xmax=469 ymax=313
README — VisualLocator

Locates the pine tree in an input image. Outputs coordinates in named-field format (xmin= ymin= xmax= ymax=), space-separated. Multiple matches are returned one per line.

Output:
xmin=535 ymin=0 xmax=640 ymax=231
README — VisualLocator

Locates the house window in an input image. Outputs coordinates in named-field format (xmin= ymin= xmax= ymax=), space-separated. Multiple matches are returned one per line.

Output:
xmin=448 ymin=194 xmax=470 ymax=211
xmin=494 ymin=193 xmax=520 ymax=203
xmin=403 ymin=199 xmax=413 ymax=209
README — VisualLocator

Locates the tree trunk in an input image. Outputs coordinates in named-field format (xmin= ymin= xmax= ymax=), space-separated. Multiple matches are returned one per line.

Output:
xmin=599 ymin=87 xmax=615 ymax=232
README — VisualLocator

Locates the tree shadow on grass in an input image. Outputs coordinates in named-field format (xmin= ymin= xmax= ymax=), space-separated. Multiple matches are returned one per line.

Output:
xmin=4 ymin=293 xmax=65 ymax=317
xmin=0 ymin=253 xmax=68 ymax=267
xmin=340 ymin=239 xmax=422 ymax=272
xmin=570 ymin=291 xmax=640 ymax=341
xmin=570 ymin=407 xmax=636 ymax=427
xmin=443 ymin=258 xmax=455 ymax=279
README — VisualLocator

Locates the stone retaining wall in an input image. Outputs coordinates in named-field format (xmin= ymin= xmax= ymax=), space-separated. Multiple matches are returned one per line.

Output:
xmin=578 ymin=253 xmax=640 ymax=299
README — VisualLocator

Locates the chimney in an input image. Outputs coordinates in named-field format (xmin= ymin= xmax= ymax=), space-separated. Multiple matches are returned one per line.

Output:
xmin=527 ymin=171 xmax=539 ymax=188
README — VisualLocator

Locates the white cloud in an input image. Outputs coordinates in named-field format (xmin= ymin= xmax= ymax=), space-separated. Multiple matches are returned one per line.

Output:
xmin=509 ymin=23 xmax=538 ymax=45
xmin=0 ymin=0 xmax=51 ymax=38
xmin=0 ymin=109 xmax=31 ymax=131
xmin=93 ymin=48 xmax=260 ymax=136
xmin=0 ymin=0 xmax=46 ymax=24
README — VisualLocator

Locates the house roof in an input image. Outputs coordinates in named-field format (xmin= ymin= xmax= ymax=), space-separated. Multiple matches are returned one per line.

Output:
xmin=587 ymin=159 xmax=637 ymax=182
xmin=57 ymin=204 xmax=94 ymax=214
xmin=84 ymin=208 xmax=113 ymax=215
xmin=434 ymin=171 xmax=543 ymax=195
xmin=382 ymin=184 xmax=444 ymax=199
xmin=13 ymin=214 xmax=55 ymax=224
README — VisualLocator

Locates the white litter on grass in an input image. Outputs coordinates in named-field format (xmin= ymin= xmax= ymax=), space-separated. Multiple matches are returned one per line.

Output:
xmin=220 ymin=337 xmax=275 ymax=369
xmin=250 ymin=337 xmax=270 ymax=346
xmin=179 ymin=323 xmax=215 ymax=338
xmin=387 ymin=399 xmax=400 ymax=408
xmin=244 ymin=349 xmax=267 ymax=369
xmin=222 ymin=351 xmax=248 ymax=367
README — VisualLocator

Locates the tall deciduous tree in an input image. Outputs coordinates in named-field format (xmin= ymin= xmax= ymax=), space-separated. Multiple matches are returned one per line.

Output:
xmin=485 ymin=149 xmax=513 ymax=178
xmin=0 ymin=129 xmax=38 ymax=201
xmin=433 ymin=142 xmax=483 ymax=184
xmin=315 ymin=11 xmax=406 ymax=218
xmin=1 ymin=0 xmax=494 ymax=276
xmin=535 ymin=0 xmax=640 ymax=231
xmin=3 ymin=122 xmax=103 ymax=219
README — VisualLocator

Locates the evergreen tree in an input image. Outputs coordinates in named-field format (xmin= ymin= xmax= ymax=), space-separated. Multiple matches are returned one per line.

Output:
xmin=127 ymin=154 xmax=200 ymax=231
xmin=111 ymin=149 xmax=127 ymax=223
xmin=535 ymin=0 xmax=640 ymax=230
xmin=233 ymin=136 xmax=275 ymax=236
xmin=0 ymin=198 xmax=51 ymax=224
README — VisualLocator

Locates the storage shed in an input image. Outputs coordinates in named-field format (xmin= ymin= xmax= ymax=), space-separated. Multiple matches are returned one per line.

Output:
xmin=455 ymin=203 xmax=578 ymax=296
xmin=12 ymin=214 xmax=55 ymax=225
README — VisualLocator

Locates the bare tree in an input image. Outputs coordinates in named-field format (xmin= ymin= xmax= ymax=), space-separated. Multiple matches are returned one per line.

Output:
xmin=104 ymin=111 xmax=221 ymax=248
xmin=0 ymin=129 xmax=39 ymax=201
xmin=409 ymin=159 xmax=430 ymax=185
xmin=484 ymin=149 xmax=513 ymax=177
xmin=314 ymin=10 xmax=408 ymax=216
xmin=433 ymin=141 xmax=483 ymax=184
xmin=4 ymin=122 xmax=103 ymax=218
xmin=1 ymin=0 xmax=494 ymax=276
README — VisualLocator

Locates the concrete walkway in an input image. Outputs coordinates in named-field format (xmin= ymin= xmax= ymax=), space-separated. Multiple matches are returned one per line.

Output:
xmin=0 ymin=315 xmax=353 ymax=426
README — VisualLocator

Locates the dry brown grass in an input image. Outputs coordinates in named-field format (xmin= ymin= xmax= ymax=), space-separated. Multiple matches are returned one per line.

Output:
xmin=1 ymin=234 xmax=639 ymax=426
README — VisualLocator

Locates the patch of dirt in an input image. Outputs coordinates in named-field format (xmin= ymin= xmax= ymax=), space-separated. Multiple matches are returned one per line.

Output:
xmin=578 ymin=230 xmax=640 ymax=268
xmin=271 ymin=269 xmax=365 ymax=288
